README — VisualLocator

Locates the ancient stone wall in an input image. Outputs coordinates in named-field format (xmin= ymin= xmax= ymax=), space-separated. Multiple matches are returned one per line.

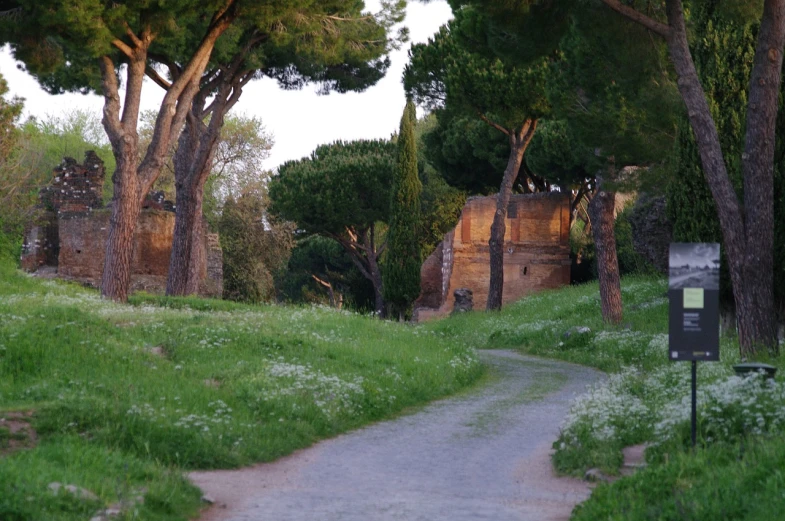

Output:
xmin=40 ymin=152 xmax=105 ymax=216
xmin=57 ymin=209 xmax=173 ymax=280
xmin=21 ymin=152 xmax=223 ymax=297
xmin=413 ymin=193 xmax=571 ymax=321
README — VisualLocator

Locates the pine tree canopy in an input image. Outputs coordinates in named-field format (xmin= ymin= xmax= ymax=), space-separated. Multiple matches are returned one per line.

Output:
xmin=268 ymin=139 xmax=395 ymax=237
xmin=0 ymin=0 xmax=407 ymax=96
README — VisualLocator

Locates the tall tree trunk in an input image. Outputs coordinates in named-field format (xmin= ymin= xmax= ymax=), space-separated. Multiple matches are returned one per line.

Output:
xmin=166 ymin=74 xmax=249 ymax=296
xmin=588 ymin=174 xmax=623 ymax=324
xmin=661 ymin=0 xmax=782 ymax=355
xmin=166 ymin=120 xmax=200 ymax=296
xmin=99 ymin=50 xmax=146 ymax=302
xmin=369 ymin=252 xmax=385 ymax=317
xmin=101 ymin=160 xmax=143 ymax=302
xmin=98 ymin=10 xmax=235 ymax=302
xmin=167 ymin=177 xmax=209 ymax=296
xmin=486 ymin=120 xmax=537 ymax=311
xmin=737 ymin=0 xmax=784 ymax=354
xmin=601 ymin=0 xmax=783 ymax=355
xmin=166 ymin=116 xmax=217 ymax=297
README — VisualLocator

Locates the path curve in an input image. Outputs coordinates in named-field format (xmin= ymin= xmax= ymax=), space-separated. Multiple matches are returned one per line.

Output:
xmin=190 ymin=350 xmax=603 ymax=521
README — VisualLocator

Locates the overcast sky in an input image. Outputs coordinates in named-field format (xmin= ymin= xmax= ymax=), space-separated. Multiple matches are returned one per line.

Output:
xmin=0 ymin=1 xmax=452 ymax=169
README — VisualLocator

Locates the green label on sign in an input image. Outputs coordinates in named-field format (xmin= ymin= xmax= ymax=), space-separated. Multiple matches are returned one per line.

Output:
xmin=683 ymin=288 xmax=704 ymax=309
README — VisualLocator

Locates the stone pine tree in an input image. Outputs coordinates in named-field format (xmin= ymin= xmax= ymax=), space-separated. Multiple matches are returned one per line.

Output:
xmin=268 ymin=140 xmax=395 ymax=317
xmin=598 ymin=0 xmax=785 ymax=354
xmin=666 ymin=0 xmax=785 ymax=329
xmin=164 ymin=2 xmax=406 ymax=297
xmin=546 ymin=5 xmax=678 ymax=324
xmin=383 ymin=99 xmax=423 ymax=319
xmin=404 ymin=8 xmax=549 ymax=311
xmin=453 ymin=0 xmax=679 ymax=325
xmin=0 ymin=0 xmax=241 ymax=302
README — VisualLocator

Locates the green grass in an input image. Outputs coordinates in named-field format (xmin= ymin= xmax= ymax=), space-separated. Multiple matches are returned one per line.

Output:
xmin=0 ymin=260 xmax=482 ymax=520
xmin=571 ymin=438 xmax=785 ymax=520
xmin=424 ymin=276 xmax=675 ymax=372
xmin=4 ymin=255 xmax=784 ymax=520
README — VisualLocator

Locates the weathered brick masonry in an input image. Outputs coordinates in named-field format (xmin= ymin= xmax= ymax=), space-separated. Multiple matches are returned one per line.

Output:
xmin=21 ymin=153 xmax=222 ymax=297
xmin=414 ymin=193 xmax=571 ymax=321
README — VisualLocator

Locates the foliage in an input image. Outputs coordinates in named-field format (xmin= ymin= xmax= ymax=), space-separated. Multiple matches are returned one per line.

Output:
xmin=21 ymin=110 xmax=116 ymax=199
xmin=0 ymin=260 xmax=482 ymax=519
xmin=614 ymin=204 xmax=657 ymax=276
xmin=571 ymin=438 xmax=785 ymax=521
xmin=218 ymin=192 xmax=294 ymax=303
xmin=270 ymin=140 xmax=394 ymax=238
xmin=208 ymin=115 xmax=274 ymax=205
xmin=525 ymin=119 xmax=594 ymax=190
xmin=545 ymin=5 xmax=679 ymax=171
xmin=269 ymin=139 xmax=395 ymax=314
xmin=409 ymin=113 xmax=466 ymax=255
xmin=0 ymin=109 xmax=116 ymax=260
xmin=418 ymin=161 xmax=466 ymax=258
xmin=276 ymin=235 xmax=375 ymax=312
xmin=405 ymin=9 xmax=549 ymax=124
xmin=420 ymin=110 xmax=513 ymax=194
xmin=383 ymin=100 xmax=422 ymax=315
xmin=0 ymin=72 xmax=25 ymax=250
xmin=140 ymin=110 xmax=275 ymax=227
xmin=666 ymin=3 xmax=785 ymax=316
xmin=404 ymin=8 xmax=550 ymax=197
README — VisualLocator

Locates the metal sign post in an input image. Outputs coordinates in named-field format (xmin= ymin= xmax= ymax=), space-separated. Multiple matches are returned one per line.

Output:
xmin=668 ymin=243 xmax=721 ymax=448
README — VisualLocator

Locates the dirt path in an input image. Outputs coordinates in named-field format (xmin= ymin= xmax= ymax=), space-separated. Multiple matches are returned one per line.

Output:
xmin=190 ymin=350 xmax=603 ymax=521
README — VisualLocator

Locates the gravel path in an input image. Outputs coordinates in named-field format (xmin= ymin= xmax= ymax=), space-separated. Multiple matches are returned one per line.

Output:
xmin=190 ymin=350 xmax=603 ymax=521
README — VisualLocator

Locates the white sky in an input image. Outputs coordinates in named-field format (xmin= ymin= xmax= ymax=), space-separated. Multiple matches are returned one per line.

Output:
xmin=0 ymin=1 xmax=452 ymax=170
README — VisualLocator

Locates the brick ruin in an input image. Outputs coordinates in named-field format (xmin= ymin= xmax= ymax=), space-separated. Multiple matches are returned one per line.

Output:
xmin=413 ymin=193 xmax=571 ymax=321
xmin=20 ymin=152 xmax=223 ymax=297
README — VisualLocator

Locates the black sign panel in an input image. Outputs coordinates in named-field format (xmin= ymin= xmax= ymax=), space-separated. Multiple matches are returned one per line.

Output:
xmin=668 ymin=243 xmax=720 ymax=361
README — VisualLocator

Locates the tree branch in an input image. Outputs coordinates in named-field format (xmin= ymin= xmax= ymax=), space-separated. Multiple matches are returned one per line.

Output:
xmin=111 ymin=38 xmax=135 ymax=59
xmin=124 ymin=22 xmax=144 ymax=48
xmin=478 ymin=112 xmax=510 ymax=136
xmin=600 ymin=0 xmax=671 ymax=38
xmin=311 ymin=274 xmax=332 ymax=288
xmin=145 ymin=65 xmax=172 ymax=90
xmin=98 ymin=56 xmax=123 ymax=145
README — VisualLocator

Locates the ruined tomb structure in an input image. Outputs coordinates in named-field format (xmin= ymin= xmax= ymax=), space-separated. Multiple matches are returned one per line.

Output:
xmin=20 ymin=152 xmax=223 ymax=297
xmin=413 ymin=193 xmax=571 ymax=321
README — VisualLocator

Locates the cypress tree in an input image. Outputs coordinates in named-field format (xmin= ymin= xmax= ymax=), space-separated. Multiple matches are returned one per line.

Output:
xmin=666 ymin=1 xmax=785 ymax=319
xmin=383 ymin=100 xmax=423 ymax=319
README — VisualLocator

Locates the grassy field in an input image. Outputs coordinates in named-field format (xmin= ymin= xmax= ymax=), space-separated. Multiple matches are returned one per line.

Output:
xmin=3 ymin=248 xmax=784 ymax=520
xmin=0 ymin=260 xmax=482 ymax=521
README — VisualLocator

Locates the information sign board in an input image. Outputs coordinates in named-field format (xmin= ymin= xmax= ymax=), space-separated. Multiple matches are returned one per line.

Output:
xmin=668 ymin=243 xmax=720 ymax=361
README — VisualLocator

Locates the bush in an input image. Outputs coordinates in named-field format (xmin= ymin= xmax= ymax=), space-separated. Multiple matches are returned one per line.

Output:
xmin=615 ymin=204 xmax=657 ymax=276
xmin=218 ymin=193 xmax=294 ymax=303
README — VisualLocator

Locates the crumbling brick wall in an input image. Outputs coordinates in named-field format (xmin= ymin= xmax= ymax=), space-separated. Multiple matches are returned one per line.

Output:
xmin=40 ymin=151 xmax=105 ymax=215
xmin=413 ymin=193 xmax=571 ymax=321
xmin=21 ymin=152 xmax=223 ymax=297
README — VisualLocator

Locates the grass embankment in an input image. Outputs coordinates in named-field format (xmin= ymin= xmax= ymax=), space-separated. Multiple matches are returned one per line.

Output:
xmin=425 ymin=276 xmax=785 ymax=520
xmin=0 ymin=261 xmax=481 ymax=521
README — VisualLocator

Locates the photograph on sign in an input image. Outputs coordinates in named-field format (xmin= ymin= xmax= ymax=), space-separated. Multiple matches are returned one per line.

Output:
xmin=668 ymin=243 xmax=720 ymax=290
